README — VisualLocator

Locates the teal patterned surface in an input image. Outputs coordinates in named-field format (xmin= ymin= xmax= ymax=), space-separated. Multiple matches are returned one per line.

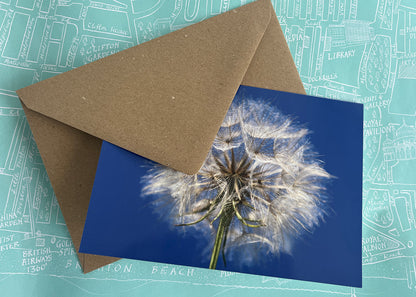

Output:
xmin=0 ymin=0 xmax=415 ymax=296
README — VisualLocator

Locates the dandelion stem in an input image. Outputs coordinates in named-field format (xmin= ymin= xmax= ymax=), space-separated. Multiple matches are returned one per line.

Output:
xmin=209 ymin=214 xmax=227 ymax=269
xmin=222 ymin=224 xmax=230 ymax=267
xmin=209 ymin=199 xmax=234 ymax=269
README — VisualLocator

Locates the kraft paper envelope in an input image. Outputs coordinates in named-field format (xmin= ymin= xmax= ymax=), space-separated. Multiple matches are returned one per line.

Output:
xmin=15 ymin=0 xmax=305 ymax=273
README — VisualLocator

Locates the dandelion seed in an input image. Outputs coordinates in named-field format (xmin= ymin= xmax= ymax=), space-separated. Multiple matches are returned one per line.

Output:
xmin=142 ymin=97 xmax=331 ymax=269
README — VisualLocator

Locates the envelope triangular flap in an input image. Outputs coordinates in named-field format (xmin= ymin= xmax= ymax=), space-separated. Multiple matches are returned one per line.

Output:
xmin=17 ymin=0 xmax=272 ymax=175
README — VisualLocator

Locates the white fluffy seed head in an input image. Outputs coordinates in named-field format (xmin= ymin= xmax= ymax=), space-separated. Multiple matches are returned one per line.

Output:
xmin=142 ymin=97 xmax=331 ymax=258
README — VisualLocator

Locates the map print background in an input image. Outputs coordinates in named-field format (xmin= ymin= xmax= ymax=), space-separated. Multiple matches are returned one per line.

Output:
xmin=0 ymin=0 xmax=414 ymax=296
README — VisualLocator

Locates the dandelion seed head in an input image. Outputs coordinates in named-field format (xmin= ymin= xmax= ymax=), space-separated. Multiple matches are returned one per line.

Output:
xmin=142 ymin=97 xmax=331 ymax=261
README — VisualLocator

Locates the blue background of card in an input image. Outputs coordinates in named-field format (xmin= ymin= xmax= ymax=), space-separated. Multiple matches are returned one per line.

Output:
xmin=80 ymin=85 xmax=363 ymax=287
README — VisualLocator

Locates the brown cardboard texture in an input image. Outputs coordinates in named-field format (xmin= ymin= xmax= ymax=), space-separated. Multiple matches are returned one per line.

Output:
xmin=16 ymin=0 xmax=305 ymax=273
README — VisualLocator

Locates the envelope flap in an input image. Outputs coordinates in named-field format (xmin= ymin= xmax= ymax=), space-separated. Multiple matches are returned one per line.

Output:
xmin=16 ymin=0 xmax=272 ymax=174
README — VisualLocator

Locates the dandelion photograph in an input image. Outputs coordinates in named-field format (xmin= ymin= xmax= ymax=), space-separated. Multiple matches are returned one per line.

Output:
xmin=80 ymin=86 xmax=363 ymax=287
